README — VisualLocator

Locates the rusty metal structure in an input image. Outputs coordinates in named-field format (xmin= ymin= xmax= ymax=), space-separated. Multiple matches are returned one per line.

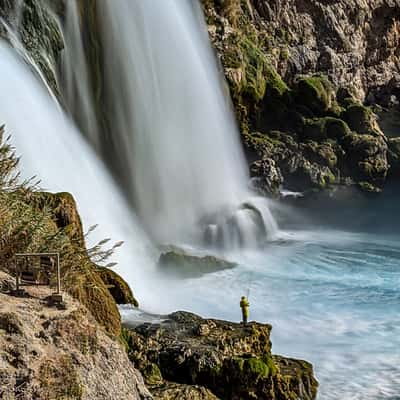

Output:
xmin=14 ymin=252 xmax=61 ymax=298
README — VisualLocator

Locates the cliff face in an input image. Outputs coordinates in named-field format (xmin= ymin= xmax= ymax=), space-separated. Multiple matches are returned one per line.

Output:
xmin=203 ymin=0 xmax=400 ymax=195
xmin=204 ymin=0 xmax=400 ymax=104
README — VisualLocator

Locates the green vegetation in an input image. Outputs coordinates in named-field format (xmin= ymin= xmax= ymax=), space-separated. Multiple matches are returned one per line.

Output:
xmin=97 ymin=267 xmax=138 ymax=306
xmin=0 ymin=127 xmax=124 ymax=336
xmin=295 ymin=75 xmax=338 ymax=115
xmin=302 ymin=117 xmax=352 ymax=141
xmin=342 ymin=103 xmax=380 ymax=135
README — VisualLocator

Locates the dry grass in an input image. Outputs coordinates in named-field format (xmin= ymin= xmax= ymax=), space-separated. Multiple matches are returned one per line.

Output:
xmin=0 ymin=128 xmax=122 ymax=335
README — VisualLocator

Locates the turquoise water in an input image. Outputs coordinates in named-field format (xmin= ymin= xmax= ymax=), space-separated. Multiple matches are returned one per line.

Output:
xmin=123 ymin=192 xmax=400 ymax=399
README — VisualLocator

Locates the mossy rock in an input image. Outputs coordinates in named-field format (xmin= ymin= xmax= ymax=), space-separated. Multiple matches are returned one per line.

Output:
xmin=264 ymin=64 xmax=290 ymax=101
xmin=97 ymin=267 xmax=138 ymax=306
xmin=68 ymin=266 xmax=122 ymax=337
xmin=342 ymin=104 xmax=381 ymax=136
xmin=302 ymin=117 xmax=351 ymax=142
xmin=388 ymin=137 xmax=400 ymax=175
xmin=295 ymin=75 xmax=337 ymax=115
xmin=28 ymin=191 xmax=85 ymax=246
xmin=229 ymin=355 xmax=278 ymax=381
xmin=158 ymin=250 xmax=236 ymax=278
xmin=301 ymin=142 xmax=338 ymax=170
xmin=324 ymin=118 xmax=352 ymax=140
xmin=336 ymin=86 xmax=359 ymax=108
xmin=142 ymin=362 xmax=164 ymax=386
xmin=302 ymin=118 xmax=328 ymax=141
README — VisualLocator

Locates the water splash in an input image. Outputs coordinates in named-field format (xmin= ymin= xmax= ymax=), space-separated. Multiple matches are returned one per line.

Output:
xmin=60 ymin=0 xmax=277 ymax=249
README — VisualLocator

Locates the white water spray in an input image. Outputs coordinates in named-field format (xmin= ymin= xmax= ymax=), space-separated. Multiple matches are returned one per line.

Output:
xmin=61 ymin=0 xmax=277 ymax=249
xmin=0 ymin=41 xmax=156 ymax=307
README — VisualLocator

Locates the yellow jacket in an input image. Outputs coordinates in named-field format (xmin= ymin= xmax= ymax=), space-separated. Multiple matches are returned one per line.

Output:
xmin=240 ymin=298 xmax=249 ymax=317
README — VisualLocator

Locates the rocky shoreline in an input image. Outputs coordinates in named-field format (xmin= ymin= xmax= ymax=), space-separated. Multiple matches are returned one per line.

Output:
xmin=0 ymin=268 xmax=318 ymax=400
xmin=123 ymin=311 xmax=318 ymax=400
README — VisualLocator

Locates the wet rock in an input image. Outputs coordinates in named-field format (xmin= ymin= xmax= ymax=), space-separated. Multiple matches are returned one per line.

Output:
xmin=152 ymin=383 xmax=219 ymax=400
xmin=158 ymin=250 xmax=236 ymax=278
xmin=388 ymin=137 xmax=400 ymax=175
xmin=123 ymin=311 xmax=318 ymax=400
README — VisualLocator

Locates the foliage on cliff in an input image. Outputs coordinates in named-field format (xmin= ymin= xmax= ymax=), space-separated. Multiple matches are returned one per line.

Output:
xmin=203 ymin=0 xmax=397 ymax=195
xmin=0 ymin=127 xmax=132 ymax=336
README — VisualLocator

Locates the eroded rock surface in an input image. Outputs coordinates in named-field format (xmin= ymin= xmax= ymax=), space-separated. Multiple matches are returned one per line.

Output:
xmin=123 ymin=311 xmax=318 ymax=400
xmin=203 ymin=0 xmax=399 ymax=195
xmin=0 ymin=279 xmax=152 ymax=400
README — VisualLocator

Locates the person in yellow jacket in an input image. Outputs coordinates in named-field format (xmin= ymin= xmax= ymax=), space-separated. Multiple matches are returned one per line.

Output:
xmin=240 ymin=296 xmax=249 ymax=325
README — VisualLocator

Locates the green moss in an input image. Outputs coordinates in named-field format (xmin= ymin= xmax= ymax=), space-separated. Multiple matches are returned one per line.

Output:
xmin=143 ymin=362 xmax=163 ymax=386
xmin=264 ymin=65 xmax=289 ymax=99
xmin=97 ymin=267 xmax=138 ymax=306
xmin=342 ymin=104 xmax=380 ymax=135
xmin=246 ymin=357 xmax=270 ymax=378
xmin=296 ymin=75 xmax=336 ymax=115
xmin=319 ymin=170 xmax=336 ymax=188
xmin=68 ymin=269 xmax=122 ymax=337
xmin=302 ymin=117 xmax=351 ymax=142
xmin=231 ymin=356 xmax=276 ymax=380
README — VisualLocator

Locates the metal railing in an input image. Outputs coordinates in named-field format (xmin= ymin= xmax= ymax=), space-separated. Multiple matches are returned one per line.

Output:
xmin=14 ymin=252 xmax=61 ymax=294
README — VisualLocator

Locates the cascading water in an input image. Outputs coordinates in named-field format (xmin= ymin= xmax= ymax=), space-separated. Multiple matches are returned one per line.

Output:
xmin=0 ymin=40 xmax=156 ymax=308
xmin=59 ymin=0 xmax=100 ymax=152
xmin=60 ymin=0 xmax=277 ymax=249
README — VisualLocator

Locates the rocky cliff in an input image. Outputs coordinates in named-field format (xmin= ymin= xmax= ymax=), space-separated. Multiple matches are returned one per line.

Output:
xmin=203 ymin=0 xmax=400 ymax=195
xmin=123 ymin=311 xmax=318 ymax=400
xmin=0 ymin=272 xmax=151 ymax=400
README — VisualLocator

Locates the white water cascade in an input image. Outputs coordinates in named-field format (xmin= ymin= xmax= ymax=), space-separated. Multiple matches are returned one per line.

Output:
xmin=60 ymin=0 xmax=277 ymax=249
xmin=0 ymin=41 xmax=156 ymax=306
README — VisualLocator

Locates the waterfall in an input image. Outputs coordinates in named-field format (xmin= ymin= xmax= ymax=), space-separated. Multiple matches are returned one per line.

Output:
xmin=59 ymin=0 xmax=278 ymax=249
xmin=0 ymin=40 xmax=156 ymax=306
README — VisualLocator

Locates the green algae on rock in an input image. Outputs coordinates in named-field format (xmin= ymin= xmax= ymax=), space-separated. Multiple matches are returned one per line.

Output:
xmin=97 ymin=267 xmax=139 ymax=306
xmin=123 ymin=311 xmax=318 ymax=400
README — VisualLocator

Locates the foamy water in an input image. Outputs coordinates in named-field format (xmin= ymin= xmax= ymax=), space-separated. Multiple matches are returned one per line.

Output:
xmin=123 ymin=229 xmax=400 ymax=399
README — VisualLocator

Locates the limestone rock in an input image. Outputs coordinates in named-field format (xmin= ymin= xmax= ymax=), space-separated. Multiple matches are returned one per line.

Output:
xmin=0 ymin=286 xmax=152 ymax=400
xmin=123 ymin=311 xmax=318 ymax=400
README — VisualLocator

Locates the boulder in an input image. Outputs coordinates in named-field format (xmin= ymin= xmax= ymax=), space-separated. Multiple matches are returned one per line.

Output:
xmin=342 ymin=104 xmax=383 ymax=136
xmin=158 ymin=250 xmax=236 ymax=278
xmin=295 ymin=76 xmax=337 ymax=115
